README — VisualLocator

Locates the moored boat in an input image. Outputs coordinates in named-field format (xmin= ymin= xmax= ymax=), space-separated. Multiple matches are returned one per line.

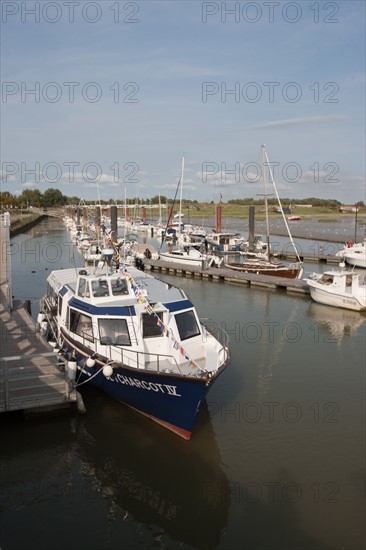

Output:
xmin=225 ymin=258 xmax=303 ymax=279
xmin=225 ymin=145 xmax=303 ymax=279
xmin=304 ymin=266 xmax=366 ymax=311
xmin=39 ymin=253 xmax=230 ymax=439
xmin=159 ymin=244 xmax=223 ymax=268
xmin=336 ymin=238 xmax=366 ymax=268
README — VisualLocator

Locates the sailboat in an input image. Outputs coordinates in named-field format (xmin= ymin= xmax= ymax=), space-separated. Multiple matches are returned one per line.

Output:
xmin=159 ymin=157 xmax=223 ymax=268
xmin=225 ymin=145 xmax=304 ymax=279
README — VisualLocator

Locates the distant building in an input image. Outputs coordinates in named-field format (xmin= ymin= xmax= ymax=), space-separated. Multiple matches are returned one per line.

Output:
xmin=339 ymin=205 xmax=359 ymax=213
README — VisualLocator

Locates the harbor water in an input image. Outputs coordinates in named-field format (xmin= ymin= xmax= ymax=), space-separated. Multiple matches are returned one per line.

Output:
xmin=1 ymin=217 xmax=365 ymax=550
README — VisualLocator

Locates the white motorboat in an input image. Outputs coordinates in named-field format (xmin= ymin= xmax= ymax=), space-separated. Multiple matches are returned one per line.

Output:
xmin=39 ymin=251 xmax=230 ymax=439
xmin=304 ymin=266 xmax=366 ymax=311
xmin=159 ymin=244 xmax=223 ymax=268
xmin=336 ymin=238 xmax=366 ymax=268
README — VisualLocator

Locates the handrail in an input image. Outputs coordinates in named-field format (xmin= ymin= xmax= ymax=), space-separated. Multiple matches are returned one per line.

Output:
xmin=80 ymin=331 xmax=183 ymax=375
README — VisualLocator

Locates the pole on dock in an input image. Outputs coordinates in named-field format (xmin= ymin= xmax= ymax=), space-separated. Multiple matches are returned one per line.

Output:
xmin=82 ymin=207 xmax=88 ymax=231
xmin=110 ymin=205 xmax=118 ymax=243
xmin=354 ymin=204 xmax=358 ymax=243
xmin=1 ymin=212 xmax=13 ymax=310
xmin=95 ymin=206 xmax=101 ymax=240
xmin=76 ymin=207 xmax=81 ymax=228
xmin=248 ymin=206 xmax=255 ymax=252
xmin=216 ymin=205 xmax=222 ymax=233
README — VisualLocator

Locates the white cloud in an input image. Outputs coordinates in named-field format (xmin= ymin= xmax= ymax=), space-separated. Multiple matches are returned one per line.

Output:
xmin=249 ymin=115 xmax=349 ymax=130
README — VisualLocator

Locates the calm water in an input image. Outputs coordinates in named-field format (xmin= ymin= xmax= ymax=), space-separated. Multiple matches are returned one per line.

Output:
xmin=1 ymin=218 xmax=365 ymax=550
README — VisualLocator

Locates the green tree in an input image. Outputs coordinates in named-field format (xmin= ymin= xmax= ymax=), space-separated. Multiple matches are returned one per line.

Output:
xmin=18 ymin=188 xmax=42 ymax=207
xmin=41 ymin=188 xmax=67 ymax=207
xmin=0 ymin=192 xmax=19 ymax=209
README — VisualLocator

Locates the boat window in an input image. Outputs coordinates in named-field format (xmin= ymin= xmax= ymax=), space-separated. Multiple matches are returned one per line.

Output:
xmin=111 ymin=278 xmax=129 ymax=296
xmin=98 ymin=318 xmax=131 ymax=346
xmin=319 ymin=274 xmax=334 ymax=285
xmin=58 ymin=295 xmax=63 ymax=316
xmin=142 ymin=311 xmax=164 ymax=338
xmin=91 ymin=279 xmax=109 ymax=297
xmin=69 ymin=309 xmax=94 ymax=342
xmin=175 ymin=310 xmax=200 ymax=341
xmin=78 ymin=278 xmax=90 ymax=298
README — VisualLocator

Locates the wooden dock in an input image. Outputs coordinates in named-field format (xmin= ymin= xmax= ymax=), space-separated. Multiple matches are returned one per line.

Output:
xmin=0 ymin=213 xmax=76 ymax=415
xmin=277 ymin=252 xmax=340 ymax=264
xmin=143 ymin=259 xmax=310 ymax=295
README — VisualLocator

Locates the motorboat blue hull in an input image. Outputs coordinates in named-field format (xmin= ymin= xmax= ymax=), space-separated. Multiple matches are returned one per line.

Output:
xmin=77 ymin=361 xmax=212 ymax=439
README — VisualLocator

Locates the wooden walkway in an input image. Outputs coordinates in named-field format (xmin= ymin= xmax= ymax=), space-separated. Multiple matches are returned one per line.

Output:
xmin=0 ymin=214 xmax=76 ymax=414
xmin=144 ymin=259 xmax=310 ymax=294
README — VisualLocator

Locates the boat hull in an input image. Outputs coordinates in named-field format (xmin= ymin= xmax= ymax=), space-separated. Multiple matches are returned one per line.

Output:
xmin=226 ymin=262 xmax=303 ymax=279
xmin=344 ymin=254 xmax=366 ymax=268
xmin=307 ymin=284 xmax=366 ymax=311
xmin=61 ymin=332 xmax=226 ymax=439
xmin=159 ymin=252 xmax=204 ymax=267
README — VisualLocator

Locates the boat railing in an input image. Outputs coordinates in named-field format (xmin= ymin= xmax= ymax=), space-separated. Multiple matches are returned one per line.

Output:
xmin=81 ymin=331 xmax=183 ymax=375
xmin=199 ymin=318 xmax=230 ymax=367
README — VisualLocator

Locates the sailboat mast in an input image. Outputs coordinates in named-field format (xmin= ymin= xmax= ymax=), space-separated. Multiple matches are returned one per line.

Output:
xmin=263 ymin=146 xmax=302 ymax=264
xmin=262 ymin=144 xmax=271 ymax=260
xmin=179 ymin=156 xmax=185 ymax=234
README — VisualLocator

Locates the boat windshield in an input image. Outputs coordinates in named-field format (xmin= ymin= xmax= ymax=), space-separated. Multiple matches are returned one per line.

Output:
xmin=319 ymin=274 xmax=334 ymax=285
xmin=175 ymin=310 xmax=201 ymax=341
xmin=111 ymin=278 xmax=129 ymax=296
xmin=91 ymin=279 xmax=110 ymax=297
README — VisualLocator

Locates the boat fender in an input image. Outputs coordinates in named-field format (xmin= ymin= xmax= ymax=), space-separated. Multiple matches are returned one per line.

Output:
xmin=40 ymin=320 xmax=48 ymax=336
xmin=36 ymin=312 xmax=45 ymax=331
xmin=86 ymin=356 xmax=96 ymax=368
xmin=67 ymin=360 xmax=78 ymax=382
xmin=103 ymin=364 xmax=113 ymax=378
xmin=144 ymin=248 xmax=152 ymax=259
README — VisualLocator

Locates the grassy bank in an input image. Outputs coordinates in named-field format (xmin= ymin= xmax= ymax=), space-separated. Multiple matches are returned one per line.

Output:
xmin=4 ymin=211 xmax=47 ymax=237
xmin=174 ymin=204 xmax=366 ymax=221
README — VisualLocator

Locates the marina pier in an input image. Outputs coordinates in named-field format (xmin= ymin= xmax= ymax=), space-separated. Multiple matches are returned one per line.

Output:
xmin=143 ymin=258 xmax=310 ymax=294
xmin=0 ymin=214 xmax=76 ymax=415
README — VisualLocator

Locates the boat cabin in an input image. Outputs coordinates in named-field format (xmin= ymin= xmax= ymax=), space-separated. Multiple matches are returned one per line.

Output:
xmin=317 ymin=271 xmax=361 ymax=292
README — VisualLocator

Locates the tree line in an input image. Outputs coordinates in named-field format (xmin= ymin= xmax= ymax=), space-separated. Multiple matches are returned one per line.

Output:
xmin=0 ymin=189 xmax=364 ymax=210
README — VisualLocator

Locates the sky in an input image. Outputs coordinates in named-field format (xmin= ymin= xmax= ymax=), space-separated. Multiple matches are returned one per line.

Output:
xmin=1 ymin=0 xmax=365 ymax=203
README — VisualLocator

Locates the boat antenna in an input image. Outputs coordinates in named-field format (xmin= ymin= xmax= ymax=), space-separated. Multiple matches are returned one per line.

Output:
xmin=262 ymin=144 xmax=302 ymax=264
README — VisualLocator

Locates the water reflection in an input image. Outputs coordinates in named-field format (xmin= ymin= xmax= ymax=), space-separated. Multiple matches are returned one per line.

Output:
xmin=75 ymin=389 xmax=229 ymax=549
xmin=255 ymin=293 xmax=302 ymax=401
xmin=307 ymin=302 xmax=366 ymax=343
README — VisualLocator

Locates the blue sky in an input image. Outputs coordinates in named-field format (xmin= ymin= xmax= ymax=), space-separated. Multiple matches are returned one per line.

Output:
xmin=1 ymin=0 xmax=365 ymax=203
